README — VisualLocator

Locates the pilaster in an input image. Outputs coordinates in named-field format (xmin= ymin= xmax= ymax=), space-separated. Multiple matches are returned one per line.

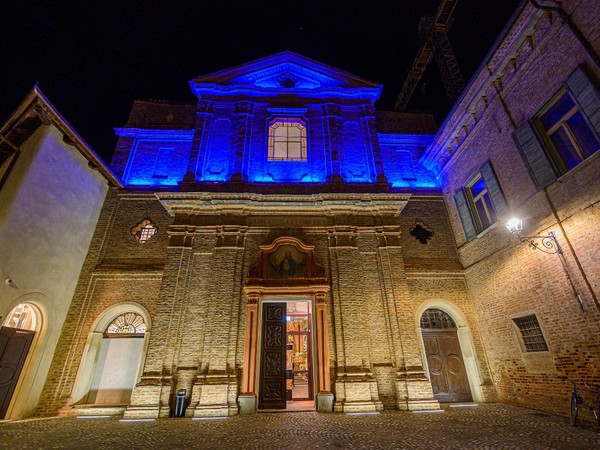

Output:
xmin=185 ymin=100 xmax=214 ymax=181
xmin=124 ymin=226 xmax=194 ymax=418
xmin=231 ymin=101 xmax=254 ymax=181
xmin=328 ymin=227 xmax=384 ymax=413
xmin=375 ymin=227 xmax=439 ymax=411
xmin=322 ymin=104 xmax=343 ymax=182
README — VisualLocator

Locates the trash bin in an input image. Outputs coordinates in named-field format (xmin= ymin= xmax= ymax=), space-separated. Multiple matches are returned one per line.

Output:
xmin=174 ymin=388 xmax=187 ymax=417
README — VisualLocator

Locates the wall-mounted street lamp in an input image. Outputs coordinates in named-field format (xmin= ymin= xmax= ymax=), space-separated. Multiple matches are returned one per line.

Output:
xmin=505 ymin=218 xmax=562 ymax=255
xmin=506 ymin=218 xmax=584 ymax=311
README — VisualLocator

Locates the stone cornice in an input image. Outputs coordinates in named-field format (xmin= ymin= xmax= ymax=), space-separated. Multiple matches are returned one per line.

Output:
xmin=155 ymin=192 xmax=411 ymax=216
xmin=114 ymin=128 xmax=195 ymax=139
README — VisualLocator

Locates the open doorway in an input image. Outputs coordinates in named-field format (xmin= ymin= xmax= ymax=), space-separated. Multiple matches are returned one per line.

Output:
xmin=258 ymin=300 xmax=314 ymax=411
xmin=286 ymin=301 xmax=313 ymax=409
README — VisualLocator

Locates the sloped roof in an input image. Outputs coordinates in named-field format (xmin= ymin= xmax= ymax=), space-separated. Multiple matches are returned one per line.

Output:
xmin=0 ymin=86 xmax=122 ymax=187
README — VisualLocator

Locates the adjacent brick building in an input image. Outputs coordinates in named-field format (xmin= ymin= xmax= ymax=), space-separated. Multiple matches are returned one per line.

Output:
xmin=422 ymin=0 xmax=600 ymax=417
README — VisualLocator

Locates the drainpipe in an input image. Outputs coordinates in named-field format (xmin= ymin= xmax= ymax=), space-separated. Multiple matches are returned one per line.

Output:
xmin=529 ymin=0 xmax=600 ymax=70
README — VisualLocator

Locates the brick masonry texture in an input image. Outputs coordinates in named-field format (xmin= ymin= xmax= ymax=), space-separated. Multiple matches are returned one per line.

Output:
xmin=37 ymin=190 xmax=477 ymax=416
xmin=429 ymin=0 xmax=600 ymax=417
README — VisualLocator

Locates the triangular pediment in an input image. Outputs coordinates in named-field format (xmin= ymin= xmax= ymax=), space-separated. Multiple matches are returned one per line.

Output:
xmin=190 ymin=51 xmax=381 ymax=99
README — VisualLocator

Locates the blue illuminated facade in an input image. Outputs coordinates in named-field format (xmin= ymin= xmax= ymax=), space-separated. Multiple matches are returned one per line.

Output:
xmin=111 ymin=51 xmax=438 ymax=191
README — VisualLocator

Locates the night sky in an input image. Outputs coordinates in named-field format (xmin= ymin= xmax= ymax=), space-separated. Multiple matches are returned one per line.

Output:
xmin=2 ymin=0 xmax=522 ymax=163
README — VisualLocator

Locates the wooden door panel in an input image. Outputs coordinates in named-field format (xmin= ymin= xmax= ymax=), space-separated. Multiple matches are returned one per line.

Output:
xmin=438 ymin=333 xmax=472 ymax=402
xmin=259 ymin=303 xmax=286 ymax=409
xmin=423 ymin=332 xmax=451 ymax=401
xmin=423 ymin=329 xmax=472 ymax=403
xmin=0 ymin=327 xmax=35 ymax=419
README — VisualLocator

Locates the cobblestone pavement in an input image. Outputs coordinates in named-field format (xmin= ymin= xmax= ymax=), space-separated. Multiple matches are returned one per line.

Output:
xmin=1 ymin=404 xmax=599 ymax=449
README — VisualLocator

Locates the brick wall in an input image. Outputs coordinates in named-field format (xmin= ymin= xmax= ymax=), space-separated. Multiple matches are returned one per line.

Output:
xmin=426 ymin=0 xmax=600 ymax=417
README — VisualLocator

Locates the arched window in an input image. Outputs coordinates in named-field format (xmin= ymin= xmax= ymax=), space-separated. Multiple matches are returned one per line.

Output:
xmin=420 ymin=308 xmax=456 ymax=329
xmin=105 ymin=312 xmax=146 ymax=336
xmin=268 ymin=118 xmax=307 ymax=161
xmin=2 ymin=303 xmax=37 ymax=331
xmin=85 ymin=311 xmax=147 ymax=405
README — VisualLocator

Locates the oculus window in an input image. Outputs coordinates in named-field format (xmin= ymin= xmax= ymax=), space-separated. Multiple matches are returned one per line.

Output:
xmin=454 ymin=162 xmax=507 ymax=240
xmin=513 ymin=66 xmax=600 ymax=189
xmin=512 ymin=314 xmax=549 ymax=353
xmin=268 ymin=118 xmax=307 ymax=161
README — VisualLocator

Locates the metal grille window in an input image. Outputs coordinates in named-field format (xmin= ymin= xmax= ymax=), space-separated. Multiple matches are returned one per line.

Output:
xmin=105 ymin=312 xmax=146 ymax=337
xmin=513 ymin=315 xmax=549 ymax=352
xmin=268 ymin=118 xmax=307 ymax=161
xmin=420 ymin=308 xmax=456 ymax=329
xmin=131 ymin=219 xmax=157 ymax=243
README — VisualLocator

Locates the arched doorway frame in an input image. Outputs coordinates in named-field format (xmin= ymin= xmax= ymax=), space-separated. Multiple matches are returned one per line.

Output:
xmin=0 ymin=293 xmax=50 ymax=419
xmin=415 ymin=300 xmax=483 ymax=402
xmin=70 ymin=302 xmax=151 ymax=409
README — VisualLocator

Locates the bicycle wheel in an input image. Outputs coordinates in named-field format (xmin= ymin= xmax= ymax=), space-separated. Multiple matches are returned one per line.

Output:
xmin=570 ymin=393 xmax=579 ymax=426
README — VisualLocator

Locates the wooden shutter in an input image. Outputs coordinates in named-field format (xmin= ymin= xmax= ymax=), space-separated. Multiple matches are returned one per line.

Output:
xmin=480 ymin=162 xmax=508 ymax=218
xmin=454 ymin=189 xmax=477 ymax=241
xmin=512 ymin=121 xmax=556 ymax=190
xmin=565 ymin=66 xmax=600 ymax=138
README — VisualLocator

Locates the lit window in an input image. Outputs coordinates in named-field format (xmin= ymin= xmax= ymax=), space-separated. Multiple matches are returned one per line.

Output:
xmin=466 ymin=173 xmax=497 ymax=232
xmin=2 ymin=303 xmax=37 ymax=331
xmin=512 ymin=315 xmax=549 ymax=352
xmin=268 ymin=118 xmax=307 ymax=161
xmin=131 ymin=219 xmax=157 ymax=243
xmin=454 ymin=162 xmax=507 ymax=240
xmin=513 ymin=66 xmax=600 ymax=190
xmin=535 ymin=90 xmax=600 ymax=175
xmin=105 ymin=312 xmax=146 ymax=336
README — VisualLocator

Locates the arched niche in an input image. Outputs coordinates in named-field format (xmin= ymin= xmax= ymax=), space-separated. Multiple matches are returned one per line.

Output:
xmin=71 ymin=303 xmax=151 ymax=408
xmin=247 ymin=236 xmax=326 ymax=284
xmin=415 ymin=300 xmax=484 ymax=402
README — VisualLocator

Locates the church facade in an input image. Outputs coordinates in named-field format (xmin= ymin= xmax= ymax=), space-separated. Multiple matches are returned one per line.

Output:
xmin=32 ymin=51 xmax=491 ymax=418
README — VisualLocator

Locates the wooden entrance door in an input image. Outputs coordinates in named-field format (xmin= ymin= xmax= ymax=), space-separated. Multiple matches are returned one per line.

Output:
xmin=422 ymin=329 xmax=472 ymax=403
xmin=0 ymin=326 xmax=35 ymax=418
xmin=258 ymin=303 xmax=287 ymax=409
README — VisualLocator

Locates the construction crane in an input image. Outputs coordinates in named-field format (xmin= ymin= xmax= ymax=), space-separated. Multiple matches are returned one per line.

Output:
xmin=394 ymin=0 xmax=465 ymax=111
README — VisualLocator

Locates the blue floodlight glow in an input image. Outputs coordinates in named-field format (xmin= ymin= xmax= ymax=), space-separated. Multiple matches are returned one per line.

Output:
xmin=120 ymin=131 xmax=193 ymax=187
xmin=118 ymin=54 xmax=439 ymax=190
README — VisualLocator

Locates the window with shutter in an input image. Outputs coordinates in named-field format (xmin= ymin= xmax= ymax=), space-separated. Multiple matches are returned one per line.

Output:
xmin=454 ymin=162 xmax=507 ymax=240
xmin=513 ymin=66 xmax=600 ymax=188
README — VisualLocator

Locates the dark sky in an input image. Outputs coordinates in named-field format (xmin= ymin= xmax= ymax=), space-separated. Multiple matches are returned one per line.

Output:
xmin=1 ymin=0 xmax=522 ymax=163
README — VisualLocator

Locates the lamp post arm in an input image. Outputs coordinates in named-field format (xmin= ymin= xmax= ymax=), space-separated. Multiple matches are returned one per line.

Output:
xmin=517 ymin=231 xmax=562 ymax=255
